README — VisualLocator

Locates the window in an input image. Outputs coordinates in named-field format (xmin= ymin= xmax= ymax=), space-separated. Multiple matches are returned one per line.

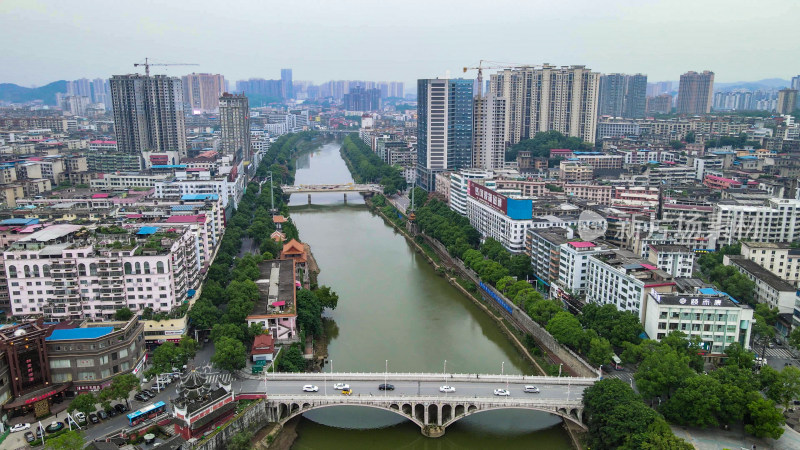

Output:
xmin=49 ymin=359 xmax=71 ymax=369
xmin=90 ymin=263 xmax=98 ymax=276
xmin=52 ymin=373 xmax=72 ymax=383
xmin=118 ymin=348 xmax=128 ymax=358
xmin=144 ymin=262 xmax=150 ymax=274
xmin=99 ymin=355 xmax=108 ymax=365
xmin=43 ymin=264 xmax=51 ymax=277
xmin=157 ymin=261 xmax=165 ymax=274
xmin=101 ymin=369 xmax=111 ymax=378
xmin=77 ymin=371 xmax=96 ymax=381
xmin=124 ymin=262 xmax=132 ymax=275
xmin=77 ymin=359 xmax=95 ymax=367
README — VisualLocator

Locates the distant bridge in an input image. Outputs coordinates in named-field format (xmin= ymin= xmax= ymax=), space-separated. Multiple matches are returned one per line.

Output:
xmin=244 ymin=372 xmax=594 ymax=437
xmin=281 ymin=184 xmax=382 ymax=194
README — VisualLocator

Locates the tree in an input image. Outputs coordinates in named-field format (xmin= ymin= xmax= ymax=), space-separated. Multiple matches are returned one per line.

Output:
xmin=211 ymin=336 xmax=247 ymax=374
xmin=44 ymin=429 xmax=84 ymax=450
xmin=496 ymin=276 xmax=515 ymax=294
xmin=724 ymin=342 xmax=754 ymax=369
xmin=634 ymin=345 xmax=694 ymax=399
xmin=228 ymin=430 xmax=254 ymax=450
xmin=744 ymin=393 xmax=785 ymax=439
xmin=764 ymin=366 xmax=800 ymax=410
xmin=114 ymin=307 xmax=133 ymax=321
xmin=592 ymin=401 xmax=664 ymax=450
xmin=67 ymin=393 xmax=97 ymax=417
xmin=583 ymin=379 xmax=642 ymax=437
xmin=790 ymin=326 xmax=800 ymax=350
xmin=188 ymin=298 xmax=219 ymax=330
xmin=211 ymin=323 xmax=246 ymax=343
xmin=296 ymin=289 xmax=323 ymax=336
xmin=315 ymin=285 xmax=339 ymax=310
xmin=588 ymin=337 xmax=614 ymax=367
xmin=661 ymin=375 xmax=721 ymax=428
xmin=546 ymin=311 xmax=584 ymax=349
xmin=100 ymin=373 xmax=139 ymax=408
xmin=277 ymin=343 xmax=306 ymax=372
xmin=177 ymin=336 xmax=199 ymax=363
xmin=754 ymin=303 xmax=779 ymax=326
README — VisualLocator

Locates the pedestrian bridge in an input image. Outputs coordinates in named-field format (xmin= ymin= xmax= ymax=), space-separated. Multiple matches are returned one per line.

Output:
xmin=250 ymin=372 xmax=595 ymax=437
xmin=281 ymin=184 xmax=382 ymax=194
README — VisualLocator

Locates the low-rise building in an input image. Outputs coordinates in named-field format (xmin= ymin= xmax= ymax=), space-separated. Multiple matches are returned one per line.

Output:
xmin=45 ymin=318 xmax=146 ymax=393
xmin=647 ymin=245 xmax=695 ymax=278
xmin=171 ymin=369 xmax=235 ymax=440
xmin=739 ymin=241 xmax=800 ymax=288
xmin=251 ymin=333 xmax=275 ymax=363
xmin=466 ymin=181 xmax=534 ymax=253
xmin=559 ymin=160 xmax=593 ymax=182
xmin=246 ymin=259 xmax=298 ymax=343
xmin=644 ymin=290 xmax=753 ymax=357
xmin=526 ymin=228 xmax=570 ymax=293
xmin=725 ymin=255 xmax=797 ymax=314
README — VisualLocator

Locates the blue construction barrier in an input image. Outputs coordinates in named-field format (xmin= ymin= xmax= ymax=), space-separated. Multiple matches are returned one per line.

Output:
xmin=479 ymin=281 xmax=514 ymax=314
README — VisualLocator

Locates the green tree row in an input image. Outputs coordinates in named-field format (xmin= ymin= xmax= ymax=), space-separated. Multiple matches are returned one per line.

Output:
xmin=504 ymin=130 xmax=593 ymax=162
xmin=340 ymin=134 xmax=408 ymax=195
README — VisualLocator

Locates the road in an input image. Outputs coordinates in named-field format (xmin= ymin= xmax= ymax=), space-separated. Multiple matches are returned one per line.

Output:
xmin=238 ymin=378 xmax=587 ymax=401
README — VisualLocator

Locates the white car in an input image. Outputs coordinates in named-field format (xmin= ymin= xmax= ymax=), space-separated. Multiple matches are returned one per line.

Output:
xmin=439 ymin=385 xmax=456 ymax=393
xmin=73 ymin=412 xmax=86 ymax=423
xmin=524 ymin=385 xmax=540 ymax=394
xmin=302 ymin=385 xmax=319 ymax=392
xmin=333 ymin=383 xmax=350 ymax=390
xmin=10 ymin=423 xmax=31 ymax=433
xmin=493 ymin=389 xmax=511 ymax=396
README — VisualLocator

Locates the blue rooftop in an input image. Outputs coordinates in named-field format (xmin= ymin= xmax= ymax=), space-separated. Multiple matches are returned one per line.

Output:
xmin=46 ymin=327 xmax=114 ymax=341
xmin=181 ymin=194 xmax=219 ymax=201
xmin=698 ymin=287 xmax=739 ymax=303
xmin=171 ymin=205 xmax=195 ymax=211
xmin=0 ymin=218 xmax=39 ymax=226
xmin=136 ymin=226 xmax=159 ymax=235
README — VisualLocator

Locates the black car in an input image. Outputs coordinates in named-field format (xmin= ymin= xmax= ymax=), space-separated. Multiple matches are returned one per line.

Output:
xmin=106 ymin=408 xmax=119 ymax=418
xmin=89 ymin=413 xmax=99 ymax=424
xmin=143 ymin=389 xmax=156 ymax=397
xmin=378 ymin=384 xmax=395 ymax=391
xmin=97 ymin=410 xmax=109 ymax=420
xmin=115 ymin=403 xmax=128 ymax=413
xmin=134 ymin=393 xmax=147 ymax=401
xmin=24 ymin=431 xmax=35 ymax=443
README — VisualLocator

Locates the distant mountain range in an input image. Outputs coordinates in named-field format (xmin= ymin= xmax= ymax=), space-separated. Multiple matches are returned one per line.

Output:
xmin=714 ymin=78 xmax=790 ymax=92
xmin=0 ymin=81 xmax=67 ymax=105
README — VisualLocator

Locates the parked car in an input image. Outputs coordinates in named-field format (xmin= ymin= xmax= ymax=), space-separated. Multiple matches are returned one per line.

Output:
xmin=24 ymin=431 xmax=35 ymax=443
xmin=74 ymin=412 xmax=87 ymax=424
xmin=378 ymin=384 xmax=395 ymax=391
xmin=333 ymin=383 xmax=350 ymax=390
xmin=439 ymin=386 xmax=456 ymax=393
xmin=774 ymin=338 xmax=783 ymax=346
xmin=523 ymin=385 xmax=540 ymax=394
xmin=10 ymin=423 xmax=30 ymax=433
xmin=493 ymin=389 xmax=511 ymax=396
xmin=97 ymin=410 xmax=109 ymax=420
xmin=88 ymin=413 xmax=100 ymax=424
xmin=106 ymin=407 xmax=119 ymax=417
xmin=302 ymin=385 xmax=319 ymax=392
xmin=134 ymin=393 xmax=147 ymax=402
xmin=114 ymin=403 xmax=128 ymax=413
xmin=143 ymin=389 xmax=156 ymax=397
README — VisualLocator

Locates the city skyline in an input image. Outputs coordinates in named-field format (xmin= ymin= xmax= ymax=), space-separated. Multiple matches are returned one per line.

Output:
xmin=1 ymin=0 xmax=798 ymax=87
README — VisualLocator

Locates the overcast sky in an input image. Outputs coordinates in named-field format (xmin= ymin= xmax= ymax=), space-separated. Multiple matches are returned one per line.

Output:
xmin=2 ymin=0 xmax=798 ymax=88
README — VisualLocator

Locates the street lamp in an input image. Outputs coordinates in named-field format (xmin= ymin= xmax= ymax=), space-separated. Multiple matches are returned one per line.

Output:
xmin=385 ymin=360 xmax=388 ymax=397
xmin=558 ymin=363 xmax=563 ymax=377
xmin=501 ymin=361 xmax=504 ymax=376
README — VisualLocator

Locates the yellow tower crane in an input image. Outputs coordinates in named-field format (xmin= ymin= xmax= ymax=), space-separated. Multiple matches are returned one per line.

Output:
xmin=462 ymin=60 xmax=524 ymax=97
xmin=134 ymin=58 xmax=199 ymax=77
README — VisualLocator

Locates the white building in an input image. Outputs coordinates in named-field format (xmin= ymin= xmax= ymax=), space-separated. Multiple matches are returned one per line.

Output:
xmin=739 ymin=241 xmax=800 ymax=288
xmin=647 ymin=244 xmax=695 ymax=278
xmin=725 ymin=256 xmax=797 ymax=314
xmin=644 ymin=290 xmax=753 ymax=355
xmin=450 ymin=169 xmax=493 ymax=215
xmin=586 ymin=249 xmax=676 ymax=320
xmin=465 ymin=181 xmax=534 ymax=253
xmin=556 ymin=241 xmax=611 ymax=298
xmin=713 ymin=198 xmax=800 ymax=247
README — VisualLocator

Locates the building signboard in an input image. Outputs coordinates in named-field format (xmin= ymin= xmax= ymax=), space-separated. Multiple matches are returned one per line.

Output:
xmin=468 ymin=181 xmax=507 ymax=214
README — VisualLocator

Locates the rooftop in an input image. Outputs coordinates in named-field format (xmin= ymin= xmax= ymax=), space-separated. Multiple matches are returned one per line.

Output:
xmin=46 ymin=327 xmax=113 ymax=341
xmin=650 ymin=244 xmax=693 ymax=253
xmin=650 ymin=292 xmax=743 ymax=309
xmin=251 ymin=259 xmax=296 ymax=317
xmin=727 ymin=256 xmax=796 ymax=292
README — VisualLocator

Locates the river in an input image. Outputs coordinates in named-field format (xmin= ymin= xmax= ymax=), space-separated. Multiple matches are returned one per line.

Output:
xmin=286 ymin=141 xmax=572 ymax=449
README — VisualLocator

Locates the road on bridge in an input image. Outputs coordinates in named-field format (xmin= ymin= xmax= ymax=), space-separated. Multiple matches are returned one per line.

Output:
xmin=239 ymin=378 xmax=587 ymax=401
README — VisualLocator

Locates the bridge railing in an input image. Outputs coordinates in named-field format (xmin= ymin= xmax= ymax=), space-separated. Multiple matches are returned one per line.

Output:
xmin=264 ymin=394 xmax=583 ymax=406
xmin=253 ymin=372 xmax=598 ymax=385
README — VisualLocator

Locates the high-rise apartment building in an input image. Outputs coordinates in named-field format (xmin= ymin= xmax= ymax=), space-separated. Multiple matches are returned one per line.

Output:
xmin=110 ymin=74 xmax=187 ymax=158
xmin=281 ymin=69 xmax=294 ymax=100
xmin=472 ymin=92 xmax=506 ymax=170
xmin=676 ymin=71 xmax=714 ymax=114
xmin=343 ymin=86 xmax=381 ymax=111
xmin=67 ymin=78 xmax=92 ymax=98
xmin=646 ymin=81 xmax=673 ymax=97
xmin=416 ymin=78 xmax=474 ymax=191
xmin=218 ymin=93 xmax=251 ymax=164
xmin=91 ymin=78 xmax=109 ymax=105
xmin=777 ymin=89 xmax=798 ymax=114
xmin=390 ymin=82 xmax=405 ymax=98
xmin=182 ymin=73 xmax=226 ymax=114
xmin=490 ymin=65 xmax=600 ymax=145
xmin=646 ymin=94 xmax=673 ymax=114
xmin=598 ymin=73 xmax=647 ymax=118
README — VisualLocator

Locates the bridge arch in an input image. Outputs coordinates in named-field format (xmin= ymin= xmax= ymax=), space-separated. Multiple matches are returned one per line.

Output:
xmin=273 ymin=401 xmax=426 ymax=430
xmin=440 ymin=405 xmax=586 ymax=430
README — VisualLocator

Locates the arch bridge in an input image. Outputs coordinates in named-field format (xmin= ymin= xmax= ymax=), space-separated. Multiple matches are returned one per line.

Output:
xmin=281 ymin=184 xmax=382 ymax=204
xmin=253 ymin=372 xmax=593 ymax=437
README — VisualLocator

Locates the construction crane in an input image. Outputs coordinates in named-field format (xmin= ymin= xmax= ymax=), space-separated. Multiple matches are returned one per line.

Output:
xmin=462 ymin=60 xmax=523 ymax=97
xmin=133 ymin=58 xmax=198 ymax=77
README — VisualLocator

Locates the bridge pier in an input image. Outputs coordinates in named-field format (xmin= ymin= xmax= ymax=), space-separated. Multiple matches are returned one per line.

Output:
xmin=421 ymin=424 xmax=445 ymax=438
xmin=343 ymin=193 xmax=347 ymax=204
xmin=308 ymin=194 xmax=311 ymax=205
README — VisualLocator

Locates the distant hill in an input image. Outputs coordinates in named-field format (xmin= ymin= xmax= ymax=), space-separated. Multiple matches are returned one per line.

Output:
xmin=714 ymin=78 xmax=790 ymax=92
xmin=0 ymin=80 xmax=68 ymax=105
